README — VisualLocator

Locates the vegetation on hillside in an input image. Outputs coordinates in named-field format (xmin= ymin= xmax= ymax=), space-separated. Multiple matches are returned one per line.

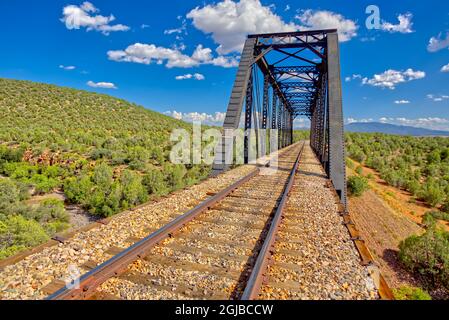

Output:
xmin=346 ymin=132 xmax=449 ymax=210
xmin=399 ymin=214 xmax=449 ymax=293
xmin=0 ymin=78 xmax=210 ymax=258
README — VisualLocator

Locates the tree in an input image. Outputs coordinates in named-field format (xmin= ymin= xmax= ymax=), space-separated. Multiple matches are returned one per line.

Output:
xmin=143 ymin=169 xmax=168 ymax=196
xmin=347 ymin=176 xmax=369 ymax=197
xmin=399 ymin=217 xmax=449 ymax=290
xmin=164 ymin=164 xmax=186 ymax=191
xmin=120 ymin=170 xmax=148 ymax=207
xmin=0 ymin=215 xmax=49 ymax=259
xmin=92 ymin=162 xmax=113 ymax=192
xmin=0 ymin=179 xmax=20 ymax=211
xmin=419 ymin=181 xmax=445 ymax=207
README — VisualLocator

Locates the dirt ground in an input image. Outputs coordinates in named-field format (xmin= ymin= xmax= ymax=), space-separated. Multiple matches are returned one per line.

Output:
xmin=347 ymin=163 xmax=449 ymax=298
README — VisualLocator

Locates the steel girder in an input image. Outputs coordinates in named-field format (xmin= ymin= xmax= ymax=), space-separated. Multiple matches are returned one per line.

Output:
xmin=212 ymin=29 xmax=347 ymax=209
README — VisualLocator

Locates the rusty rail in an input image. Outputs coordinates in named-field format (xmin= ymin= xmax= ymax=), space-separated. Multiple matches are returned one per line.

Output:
xmin=47 ymin=168 xmax=260 ymax=300
xmin=241 ymin=142 xmax=305 ymax=300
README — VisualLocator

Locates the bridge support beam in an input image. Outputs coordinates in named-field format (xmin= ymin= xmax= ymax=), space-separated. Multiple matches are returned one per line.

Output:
xmin=326 ymin=33 xmax=347 ymax=208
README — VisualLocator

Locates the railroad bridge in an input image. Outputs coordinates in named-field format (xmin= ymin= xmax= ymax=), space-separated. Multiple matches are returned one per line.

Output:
xmin=0 ymin=30 xmax=392 ymax=301
xmin=213 ymin=29 xmax=347 ymax=209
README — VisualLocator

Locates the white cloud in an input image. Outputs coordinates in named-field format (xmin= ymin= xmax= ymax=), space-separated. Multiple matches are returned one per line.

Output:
xmin=285 ymin=5 xmax=290 ymax=12
xmin=345 ymin=118 xmax=374 ymax=124
xmin=59 ymin=65 xmax=76 ymax=70
xmin=164 ymin=110 xmax=226 ymax=126
xmin=175 ymin=73 xmax=205 ymax=81
xmin=441 ymin=63 xmax=449 ymax=72
xmin=428 ymin=32 xmax=449 ymax=52
xmin=293 ymin=117 xmax=310 ymax=129
xmin=187 ymin=0 xmax=298 ymax=54
xmin=141 ymin=24 xmax=150 ymax=29
xmin=87 ymin=80 xmax=117 ymax=89
xmin=61 ymin=1 xmax=130 ymax=35
xmin=378 ymin=117 xmax=449 ymax=131
xmin=295 ymin=10 xmax=358 ymax=42
xmin=108 ymin=43 xmax=239 ymax=69
xmin=381 ymin=13 xmax=414 ymax=34
xmin=164 ymin=18 xmax=187 ymax=35
xmin=345 ymin=74 xmax=362 ymax=82
xmin=427 ymin=94 xmax=449 ymax=102
xmin=394 ymin=100 xmax=410 ymax=104
xmin=362 ymin=68 xmax=425 ymax=89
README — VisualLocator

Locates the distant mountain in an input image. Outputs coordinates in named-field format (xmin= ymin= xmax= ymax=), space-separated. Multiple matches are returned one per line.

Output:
xmin=345 ymin=122 xmax=449 ymax=137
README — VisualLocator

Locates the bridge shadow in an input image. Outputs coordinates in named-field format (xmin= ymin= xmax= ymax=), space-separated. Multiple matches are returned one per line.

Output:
xmin=297 ymin=170 xmax=327 ymax=179
xmin=230 ymin=203 xmax=278 ymax=300
xmin=228 ymin=164 xmax=302 ymax=299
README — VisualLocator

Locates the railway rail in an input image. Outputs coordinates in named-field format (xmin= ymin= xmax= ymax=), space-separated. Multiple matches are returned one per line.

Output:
xmin=43 ymin=142 xmax=385 ymax=300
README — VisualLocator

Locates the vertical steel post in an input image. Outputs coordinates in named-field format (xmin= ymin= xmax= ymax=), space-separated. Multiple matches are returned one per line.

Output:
xmin=327 ymin=32 xmax=347 ymax=209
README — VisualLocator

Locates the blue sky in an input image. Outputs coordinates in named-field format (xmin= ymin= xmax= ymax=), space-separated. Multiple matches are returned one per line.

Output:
xmin=1 ymin=0 xmax=449 ymax=130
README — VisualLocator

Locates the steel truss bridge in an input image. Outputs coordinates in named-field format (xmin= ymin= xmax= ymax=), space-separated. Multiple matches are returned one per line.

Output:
xmin=213 ymin=29 xmax=347 ymax=208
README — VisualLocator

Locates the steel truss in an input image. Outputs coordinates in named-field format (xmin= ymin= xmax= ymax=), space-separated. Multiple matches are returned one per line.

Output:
xmin=213 ymin=29 xmax=347 ymax=208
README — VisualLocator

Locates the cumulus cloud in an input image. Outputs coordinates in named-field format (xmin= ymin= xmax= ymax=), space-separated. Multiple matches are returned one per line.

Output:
xmin=394 ymin=100 xmax=410 ymax=104
xmin=61 ymin=1 xmax=129 ymax=35
xmin=59 ymin=65 xmax=76 ymax=70
xmin=164 ymin=110 xmax=226 ymax=126
xmin=295 ymin=10 xmax=358 ymax=42
xmin=175 ymin=73 xmax=205 ymax=81
xmin=87 ymin=80 xmax=117 ymax=89
xmin=362 ymin=69 xmax=425 ymax=89
xmin=428 ymin=32 xmax=449 ymax=52
xmin=441 ymin=63 xmax=449 ymax=73
xmin=108 ymin=43 xmax=239 ymax=69
xmin=186 ymin=1 xmax=358 ymax=54
xmin=381 ymin=13 xmax=414 ymax=34
xmin=187 ymin=0 xmax=298 ymax=54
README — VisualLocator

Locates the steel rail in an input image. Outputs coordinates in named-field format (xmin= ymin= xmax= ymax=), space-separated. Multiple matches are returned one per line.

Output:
xmin=241 ymin=142 xmax=305 ymax=300
xmin=47 ymin=168 xmax=260 ymax=300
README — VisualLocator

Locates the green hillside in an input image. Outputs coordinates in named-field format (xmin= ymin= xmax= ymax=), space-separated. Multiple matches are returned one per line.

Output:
xmin=0 ymin=78 xmax=210 ymax=259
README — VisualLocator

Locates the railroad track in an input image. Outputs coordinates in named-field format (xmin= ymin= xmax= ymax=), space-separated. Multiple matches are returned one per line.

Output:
xmin=46 ymin=142 xmax=383 ymax=300
xmin=47 ymin=143 xmax=305 ymax=300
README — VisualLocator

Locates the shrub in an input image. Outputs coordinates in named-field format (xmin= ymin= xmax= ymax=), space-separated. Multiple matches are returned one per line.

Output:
xmin=143 ymin=169 xmax=169 ymax=196
xmin=399 ymin=222 xmax=449 ymax=290
xmin=427 ymin=211 xmax=449 ymax=223
xmin=347 ymin=176 xmax=369 ymax=197
xmin=164 ymin=164 xmax=186 ymax=192
xmin=355 ymin=166 xmax=363 ymax=175
xmin=0 ymin=215 xmax=49 ymax=259
xmin=419 ymin=182 xmax=445 ymax=207
xmin=120 ymin=170 xmax=148 ymax=207
xmin=64 ymin=175 xmax=93 ymax=204
xmin=0 ymin=179 xmax=20 ymax=211
xmin=392 ymin=286 xmax=432 ymax=300
xmin=346 ymin=158 xmax=355 ymax=169
xmin=92 ymin=163 xmax=113 ymax=192
xmin=31 ymin=174 xmax=59 ymax=194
